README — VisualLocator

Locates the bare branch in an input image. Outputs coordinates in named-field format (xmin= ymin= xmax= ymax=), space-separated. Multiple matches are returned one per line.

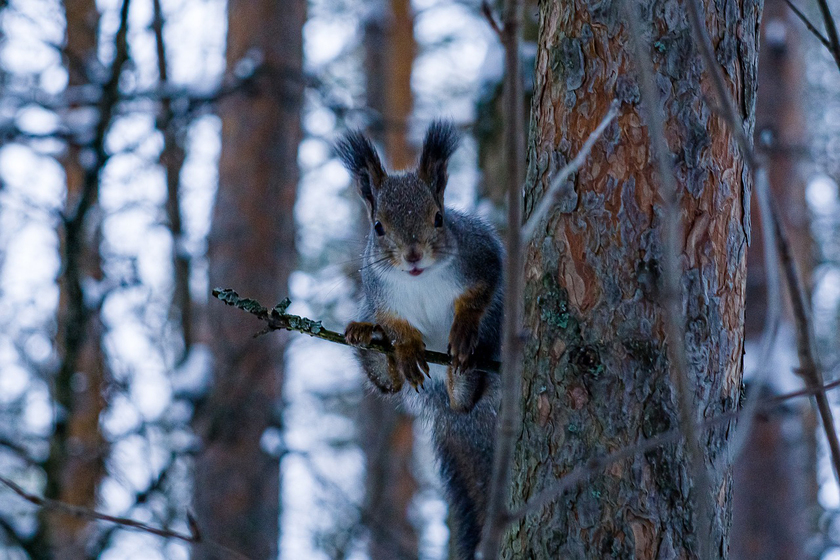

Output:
xmin=478 ymin=0 xmax=525 ymax=556
xmin=771 ymin=195 xmax=840 ymax=478
xmin=211 ymin=288 xmax=501 ymax=372
xmin=0 ymin=474 xmax=252 ymax=560
xmin=815 ymin=0 xmax=840 ymax=71
xmin=480 ymin=1 xmax=504 ymax=38
xmin=521 ymin=101 xmax=619 ymax=242
xmin=0 ymin=474 xmax=196 ymax=543
xmin=624 ymin=1 xmax=711 ymax=554
xmin=785 ymin=0 xmax=833 ymax=49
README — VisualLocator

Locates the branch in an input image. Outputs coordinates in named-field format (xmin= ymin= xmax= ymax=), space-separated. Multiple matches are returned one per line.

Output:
xmin=0 ymin=474 xmax=252 ymax=560
xmin=521 ymin=100 xmax=619 ymax=242
xmin=772 ymin=194 xmax=840 ymax=479
xmin=0 ymin=474 xmax=196 ymax=543
xmin=815 ymin=0 xmax=840 ymax=72
xmin=478 ymin=0 xmax=525 ymax=555
xmin=480 ymin=1 xmax=504 ymax=37
xmin=211 ymin=288 xmax=501 ymax=373
xmin=785 ymin=0 xmax=833 ymax=50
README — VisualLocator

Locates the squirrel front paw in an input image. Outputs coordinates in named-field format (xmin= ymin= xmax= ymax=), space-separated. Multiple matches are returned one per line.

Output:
xmin=345 ymin=321 xmax=386 ymax=347
xmin=391 ymin=338 xmax=430 ymax=392
xmin=448 ymin=317 xmax=481 ymax=373
xmin=347 ymin=321 xmax=403 ymax=392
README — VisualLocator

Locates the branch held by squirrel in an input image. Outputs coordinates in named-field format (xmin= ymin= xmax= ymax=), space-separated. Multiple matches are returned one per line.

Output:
xmin=211 ymin=288 xmax=502 ymax=373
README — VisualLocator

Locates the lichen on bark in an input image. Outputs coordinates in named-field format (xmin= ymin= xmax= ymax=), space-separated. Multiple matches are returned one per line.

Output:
xmin=507 ymin=0 xmax=756 ymax=557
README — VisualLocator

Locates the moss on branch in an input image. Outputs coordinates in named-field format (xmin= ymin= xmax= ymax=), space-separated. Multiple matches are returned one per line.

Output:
xmin=212 ymin=288 xmax=501 ymax=372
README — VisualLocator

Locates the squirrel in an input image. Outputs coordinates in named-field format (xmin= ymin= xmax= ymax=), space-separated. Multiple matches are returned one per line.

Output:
xmin=336 ymin=120 xmax=504 ymax=560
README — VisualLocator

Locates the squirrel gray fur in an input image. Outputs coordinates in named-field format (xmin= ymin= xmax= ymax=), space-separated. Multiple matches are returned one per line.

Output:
xmin=336 ymin=120 xmax=503 ymax=560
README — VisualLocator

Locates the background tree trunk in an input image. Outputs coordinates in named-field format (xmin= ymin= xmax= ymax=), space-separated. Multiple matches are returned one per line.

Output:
xmin=732 ymin=0 xmax=819 ymax=556
xmin=360 ymin=2 xmax=420 ymax=558
xmin=506 ymin=0 xmax=757 ymax=556
xmin=34 ymin=1 xmax=110 ymax=557
xmin=193 ymin=0 xmax=304 ymax=557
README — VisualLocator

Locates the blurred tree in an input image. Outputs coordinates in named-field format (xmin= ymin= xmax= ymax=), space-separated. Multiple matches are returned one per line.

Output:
xmin=192 ymin=0 xmax=305 ymax=558
xmin=732 ymin=0 xmax=819 ymax=556
xmin=32 ymin=1 xmax=129 ymax=557
xmin=474 ymin=0 xmax=538 ymax=222
xmin=152 ymin=0 xmax=193 ymax=363
xmin=360 ymin=2 xmax=420 ymax=559
xmin=505 ymin=0 xmax=756 ymax=556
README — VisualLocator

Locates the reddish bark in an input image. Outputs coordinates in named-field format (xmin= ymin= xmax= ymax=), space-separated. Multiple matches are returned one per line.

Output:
xmin=507 ymin=0 xmax=757 ymax=556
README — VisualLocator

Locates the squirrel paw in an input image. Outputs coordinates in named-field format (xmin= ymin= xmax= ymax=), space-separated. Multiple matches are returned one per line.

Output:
xmin=392 ymin=338 xmax=430 ymax=392
xmin=345 ymin=321 xmax=386 ymax=347
xmin=448 ymin=318 xmax=481 ymax=373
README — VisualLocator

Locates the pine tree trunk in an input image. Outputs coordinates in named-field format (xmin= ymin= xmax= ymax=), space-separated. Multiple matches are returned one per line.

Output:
xmin=193 ymin=1 xmax=304 ymax=557
xmin=34 ymin=1 xmax=107 ymax=557
xmin=506 ymin=0 xmax=758 ymax=556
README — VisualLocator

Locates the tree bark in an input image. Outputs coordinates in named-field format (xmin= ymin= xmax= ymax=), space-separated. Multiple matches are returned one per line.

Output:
xmin=506 ymin=0 xmax=757 ymax=556
xmin=193 ymin=1 xmax=304 ymax=558
xmin=361 ymin=1 xmax=420 ymax=558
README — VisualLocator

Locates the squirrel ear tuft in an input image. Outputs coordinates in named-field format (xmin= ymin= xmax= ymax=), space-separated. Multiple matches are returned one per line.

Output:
xmin=418 ymin=120 xmax=459 ymax=204
xmin=336 ymin=131 xmax=387 ymax=214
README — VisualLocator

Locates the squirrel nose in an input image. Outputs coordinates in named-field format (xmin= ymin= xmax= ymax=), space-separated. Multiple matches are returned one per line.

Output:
xmin=406 ymin=247 xmax=423 ymax=264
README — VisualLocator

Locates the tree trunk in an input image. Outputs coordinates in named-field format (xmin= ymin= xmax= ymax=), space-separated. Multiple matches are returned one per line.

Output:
xmin=152 ymin=0 xmax=192 ymax=363
xmin=506 ymin=0 xmax=757 ymax=556
xmin=34 ymin=1 xmax=108 ymax=557
xmin=361 ymin=1 xmax=420 ymax=558
xmin=193 ymin=1 xmax=304 ymax=558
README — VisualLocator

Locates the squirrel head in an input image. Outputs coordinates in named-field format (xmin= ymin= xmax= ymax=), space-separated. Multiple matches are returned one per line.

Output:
xmin=337 ymin=120 xmax=459 ymax=276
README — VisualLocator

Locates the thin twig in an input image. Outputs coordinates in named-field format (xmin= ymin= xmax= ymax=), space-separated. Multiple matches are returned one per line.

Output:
xmin=509 ymin=373 xmax=840 ymax=523
xmin=624 ymin=1 xmax=711 ymax=555
xmin=816 ymin=0 xmax=840 ymax=71
xmin=211 ymin=288 xmax=501 ymax=372
xmin=772 ymin=196 xmax=840 ymax=479
xmin=0 ymin=474 xmax=195 ymax=543
xmin=480 ymin=1 xmax=504 ymax=37
xmin=785 ymin=0 xmax=833 ymax=49
xmin=0 ymin=474 xmax=251 ymax=560
xmin=478 ymin=0 xmax=525 ymax=557
xmin=521 ymin=101 xmax=619 ymax=242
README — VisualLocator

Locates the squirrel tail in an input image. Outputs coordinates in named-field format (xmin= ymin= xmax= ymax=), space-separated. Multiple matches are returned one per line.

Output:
xmin=430 ymin=391 xmax=497 ymax=560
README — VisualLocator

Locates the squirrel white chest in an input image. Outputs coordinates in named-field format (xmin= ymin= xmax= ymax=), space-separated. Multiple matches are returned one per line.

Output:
xmin=380 ymin=264 xmax=462 ymax=354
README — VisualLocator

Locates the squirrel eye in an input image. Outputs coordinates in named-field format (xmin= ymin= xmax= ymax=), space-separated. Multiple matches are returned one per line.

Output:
xmin=434 ymin=211 xmax=443 ymax=228
xmin=374 ymin=221 xmax=385 ymax=236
